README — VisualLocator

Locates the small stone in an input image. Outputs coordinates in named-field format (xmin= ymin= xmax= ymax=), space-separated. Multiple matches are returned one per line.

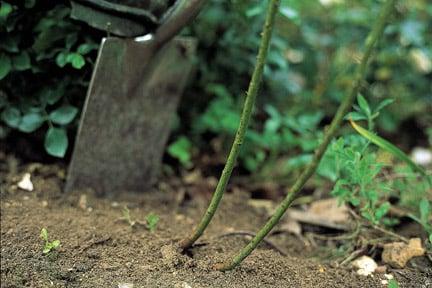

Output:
xmin=352 ymin=256 xmax=377 ymax=276
xmin=78 ymin=194 xmax=88 ymax=210
xmin=411 ymin=147 xmax=432 ymax=166
xmin=382 ymin=238 xmax=425 ymax=268
xmin=41 ymin=201 xmax=49 ymax=207
xmin=17 ymin=173 xmax=33 ymax=191
xmin=375 ymin=265 xmax=387 ymax=274
xmin=118 ymin=283 xmax=133 ymax=288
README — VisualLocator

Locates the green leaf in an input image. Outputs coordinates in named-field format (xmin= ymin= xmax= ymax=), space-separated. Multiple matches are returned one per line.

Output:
xmin=66 ymin=53 xmax=85 ymax=69
xmin=49 ymin=105 xmax=78 ymax=125
xmin=18 ymin=112 xmax=44 ymax=132
xmin=387 ymin=279 xmax=399 ymax=288
xmin=0 ymin=36 xmax=19 ymax=52
xmin=44 ymin=127 xmax=68 ymax=158
xmin=12 ymin=51 xmax=31 ymax=71
xmin=1 ymin=107 xmax=20 ymax=128
xmin=145 ymin=213 xmax=159 ymax=232
xmin=39 ymin=86 xmax=64 ymax=106
xmin=375 ymin=98 xmax=394 ymax=113
xmin=419 ymin=198 xmax=430 ymax=225
xmin=167 ymin=136 xmax=192 ymax=167
xmin=51 ymin=240 xmax=60 ymax=249
xmin=77 ymin=43 xmax=97 ymax=55
xmin=375 ymin=202 xmax=391 ymax=221
xmin=349 ymin=119 xmax=428 ymax=179
xmin=55 ymin=52 xmax=67 ymax=68
xmin=0 ymin=53 xmax=12 ymax=80
xmin=40 ymin=228 xmax=48 ymax=241
xmin=0 ymin=2 xmax=13 ymax=20
xmin=357 ymin=94 xmax=371 ymax=116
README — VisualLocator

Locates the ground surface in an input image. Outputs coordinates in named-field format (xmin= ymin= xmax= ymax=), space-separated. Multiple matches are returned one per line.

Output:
xmin=1 ymin=162 xmax=431 ymax=288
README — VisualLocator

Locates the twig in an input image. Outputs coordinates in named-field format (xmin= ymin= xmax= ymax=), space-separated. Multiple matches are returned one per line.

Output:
xmin=339 ymin=248 xmax=365 ymax=266
xmin=217 ymin=231 xmax=287 ymax=256
xmin=310 ymin=222 xmax=361 ymax=241
xmin=371 ymin=225 xmax=409 ymax=243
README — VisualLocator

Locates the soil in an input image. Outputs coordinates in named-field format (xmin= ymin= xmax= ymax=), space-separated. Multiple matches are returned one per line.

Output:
xmin=1 ymin=162 xmax=431 ymax=287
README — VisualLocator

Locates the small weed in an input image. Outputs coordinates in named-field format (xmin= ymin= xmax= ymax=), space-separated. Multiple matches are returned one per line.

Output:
xmin=120 ymin=207 xmax=159 ymax=232
xmin=121 ymin=206 xmax=136 ymax=227
xmin=145 ymin=213 xmax=159 ymax=232
xmin=40 ymin=228 xmax=60 ymax=254
xmin=388 ymin=279 xmax=399 ymax=288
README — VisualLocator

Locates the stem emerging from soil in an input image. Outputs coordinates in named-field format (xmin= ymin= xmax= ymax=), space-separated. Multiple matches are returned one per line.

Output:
xmin=217 ymin=0 xmax=396 ymax=271
xmin=178 ymin=0 xmax=281 ymax=250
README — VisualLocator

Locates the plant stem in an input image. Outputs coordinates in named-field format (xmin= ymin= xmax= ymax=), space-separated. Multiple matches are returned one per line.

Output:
xmin=217 ymin=0 xmax=396 ymax=271
xmin=178 ymin=0 xmax=281 ymax=250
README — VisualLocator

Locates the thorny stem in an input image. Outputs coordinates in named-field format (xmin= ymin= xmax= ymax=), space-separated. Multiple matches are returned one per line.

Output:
xmin=217 ymin=0 xmax=396 ymax=271
xmin=178 ymin=0 xmax=281 ymax=250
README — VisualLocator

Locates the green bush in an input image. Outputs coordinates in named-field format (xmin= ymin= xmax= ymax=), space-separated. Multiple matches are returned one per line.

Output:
xmin=172 ymin=0 xmax=432 ymax=174
xmin=0 ymin=0 xmax=98 ymax=157
xmin=1 ymin=0 xmax=431 ymax=167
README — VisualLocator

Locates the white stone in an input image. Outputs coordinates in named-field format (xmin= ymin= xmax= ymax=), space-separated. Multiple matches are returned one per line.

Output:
xmin=411 ymin=147 xmax=432 ymax=166
xmin=17 ymin=173 xmax=33 ymax=191
xmin=352 ymin=256 xmax=378 ymax=276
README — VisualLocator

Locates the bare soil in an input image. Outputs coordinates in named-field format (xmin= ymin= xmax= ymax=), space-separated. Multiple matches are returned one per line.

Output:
xmin=1 ymin=162 xmax=431 ymax=287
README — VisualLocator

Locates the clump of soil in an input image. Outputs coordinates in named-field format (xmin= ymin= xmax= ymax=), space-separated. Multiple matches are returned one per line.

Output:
xmin=1 ymin=163 xmax=431 ymax=287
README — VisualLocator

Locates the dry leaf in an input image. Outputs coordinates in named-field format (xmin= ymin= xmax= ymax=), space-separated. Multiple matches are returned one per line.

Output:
xmin=382 ymin=238 xmax=425 ymax=268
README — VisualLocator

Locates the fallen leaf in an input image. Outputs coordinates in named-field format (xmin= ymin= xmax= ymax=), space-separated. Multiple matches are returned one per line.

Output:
xmin=286 ymin=198 xmax=352 ymax=230
xmin=382 ymin=238 xmax=425 ymax=268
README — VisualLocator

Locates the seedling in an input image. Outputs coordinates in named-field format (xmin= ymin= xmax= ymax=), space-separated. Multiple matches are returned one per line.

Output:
xmin=145 ymin=213 xmax=160 ymax=232
xmin=120 ymin=207 xmax=159 ymax=232
xmin=40 ymin=228 xmax=60 ymax=254
xmin=121 ymin=206 xmax=136 ymax=227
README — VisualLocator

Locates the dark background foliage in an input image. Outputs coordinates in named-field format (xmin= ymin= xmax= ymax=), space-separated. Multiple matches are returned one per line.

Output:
xmin=1 ymin=0 xmax=431 ymax=167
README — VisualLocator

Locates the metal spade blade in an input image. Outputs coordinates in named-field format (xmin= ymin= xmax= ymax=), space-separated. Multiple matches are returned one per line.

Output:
xmin=65 ymin=36 xmax=196 ymax=195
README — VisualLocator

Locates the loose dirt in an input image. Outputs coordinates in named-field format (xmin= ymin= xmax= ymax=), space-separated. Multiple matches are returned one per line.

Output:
xmin=1 ymin=163 xmax=430 ymax=287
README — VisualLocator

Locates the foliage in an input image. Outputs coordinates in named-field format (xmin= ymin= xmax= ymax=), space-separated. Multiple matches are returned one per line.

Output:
xmin=0 ymin=1 xmax=98 ymax=157
xmin=40 ymin=228 xmax=60 ymax=254
xmin=321 ymin=95 xmax=431 ymax=239
xmin=349 ymin=96 xmax=428 ymax=179
xmin=388 ymin=279 xmax=399 ymax=288
xmin=171 ymin=0 xmax=432 ymax=175
xmin=145 ymin=213 xmax=160 ymax=232
xmin=167 ymin=136 xmax=193 ymax=168
xmin=1 ymin=0 xmax=431 ymax=166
